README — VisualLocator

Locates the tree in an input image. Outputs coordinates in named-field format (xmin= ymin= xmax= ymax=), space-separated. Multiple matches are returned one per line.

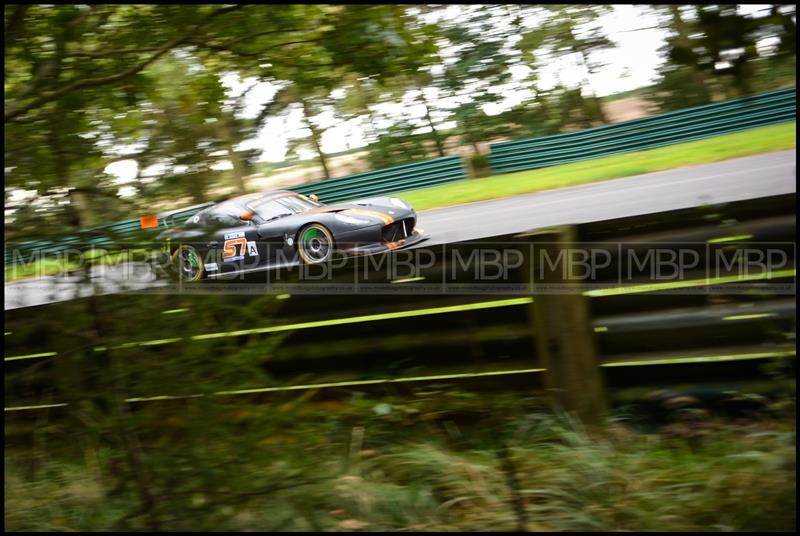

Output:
xmin=652 ymin=4 xmax=797 ymax=111
xmin=523 ymin=5 xmax=615 ymax=125
xmin=124 ymin=56 xmax=262 ymax=204
xmin=438 ymin=5 xmax=522 ymax=151
xmin=4 ymin=4 xmax=249 ymax=124
xmin=5 ymin=4 xmax=439 ymax=224
xmin=650 ymin=5 xmax=714 ymax=111
xmin=4 ymin=5 xmax=272 ymax=226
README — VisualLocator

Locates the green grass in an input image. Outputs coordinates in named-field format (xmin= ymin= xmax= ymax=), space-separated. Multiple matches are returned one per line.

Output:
xmin=396 ymin=122 xmax=796 ymax=211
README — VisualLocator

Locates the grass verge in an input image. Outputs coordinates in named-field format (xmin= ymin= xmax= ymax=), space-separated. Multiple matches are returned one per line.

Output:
xmin=4 ymin=409 xmax=795 ymax=531
xmin=397 ymin=122 xmax=796 ymax=211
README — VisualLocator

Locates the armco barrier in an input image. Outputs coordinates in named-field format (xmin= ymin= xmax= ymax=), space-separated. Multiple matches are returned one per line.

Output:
xmin=293 ymin=155 xmax=467 ymax=203
xmin=488 ymin=87 xmax=796 ymax=174
xmin=4 ymin=193 xmax=796 ymax=420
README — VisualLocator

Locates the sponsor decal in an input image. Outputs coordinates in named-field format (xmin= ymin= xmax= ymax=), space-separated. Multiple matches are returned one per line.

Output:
xmin=223 ymin=237 xmax=247 ymax=258
xmin=224 ymin=231 xmax=245 ymax=240
xmin=204 ymin=263 xmax=219 ymax=271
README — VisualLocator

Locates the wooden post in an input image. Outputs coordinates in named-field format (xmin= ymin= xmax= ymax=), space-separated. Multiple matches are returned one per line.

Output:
xmin=524 ymin=225 xmax=608 ymax=425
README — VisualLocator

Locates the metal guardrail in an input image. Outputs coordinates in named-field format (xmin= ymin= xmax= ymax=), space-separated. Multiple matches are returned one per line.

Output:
xmin=293 ymin=155 xmax=467 ymax=203
xmin=4 ymin=194 xmax=796 ymax=417
xmin=488 ymin=87 xmax=797 ymax=174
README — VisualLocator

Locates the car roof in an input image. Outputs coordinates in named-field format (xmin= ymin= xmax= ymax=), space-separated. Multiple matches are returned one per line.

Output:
xmin=203 ymin=190 xmax=295 ymax=216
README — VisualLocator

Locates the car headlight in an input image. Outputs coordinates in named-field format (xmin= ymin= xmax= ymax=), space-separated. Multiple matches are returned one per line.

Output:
xmin=390 ymin=198 xmax=409 ymax=209
xmin=335 ymin=214 xmax=373 ymax=225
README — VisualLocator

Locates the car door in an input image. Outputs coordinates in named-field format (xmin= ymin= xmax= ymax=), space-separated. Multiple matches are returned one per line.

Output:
xmin=251 ymin=200 xmax=298 ymax=266
xmin=205 ymin=215 xmax=259 ymax=276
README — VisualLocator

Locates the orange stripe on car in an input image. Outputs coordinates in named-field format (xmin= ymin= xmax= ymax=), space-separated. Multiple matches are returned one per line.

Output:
xmin=344 ymin=208 xmax=394 ymax=225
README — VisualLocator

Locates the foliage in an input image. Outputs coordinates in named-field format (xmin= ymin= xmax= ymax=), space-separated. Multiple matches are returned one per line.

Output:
xmin=5 ymin=401 xmax=796 ymax=531
xmin=651 ymin=4 xmax=797 ymax=111
xmin=3 ymin=4 xmax=797 ymax=234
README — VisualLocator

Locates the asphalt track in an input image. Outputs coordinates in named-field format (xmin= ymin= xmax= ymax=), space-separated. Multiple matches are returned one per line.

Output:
xmin=4 ymin=150 xmax=796 ymax=311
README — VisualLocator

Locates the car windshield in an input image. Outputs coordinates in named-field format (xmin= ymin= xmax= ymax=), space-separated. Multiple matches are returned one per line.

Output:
xmin=275 ymin=195 xmax=319 ymax=213
xmin=250 ymin=199 xmax=294 ymax=222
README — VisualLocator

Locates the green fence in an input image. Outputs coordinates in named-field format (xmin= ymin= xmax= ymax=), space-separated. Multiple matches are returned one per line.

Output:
xmin=293 ymin=155 xmax=467 ymax=203
xmin=488 ymin=87 xmax=797 ymax=174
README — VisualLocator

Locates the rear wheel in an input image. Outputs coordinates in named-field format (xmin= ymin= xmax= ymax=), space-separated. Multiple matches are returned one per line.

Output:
xmin=297 ymin=223 xmax=334 ymax=264
xmin=171 ymin=245 xmax=204 ymax=282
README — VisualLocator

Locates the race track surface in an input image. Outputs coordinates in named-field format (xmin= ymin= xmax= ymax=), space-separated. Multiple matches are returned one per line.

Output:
xmin=5 ymin=150 xmax=796 ymax=311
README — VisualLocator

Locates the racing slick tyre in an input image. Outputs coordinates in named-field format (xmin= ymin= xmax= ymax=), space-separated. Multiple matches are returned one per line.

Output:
xmin=296 ymin=223 xmax=335 ymax=264
xmin=171 ymin=244 xmax=205 ymax=282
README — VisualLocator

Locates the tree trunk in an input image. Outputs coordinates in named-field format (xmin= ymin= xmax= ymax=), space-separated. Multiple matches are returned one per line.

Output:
xmin=187 ymin=174 xmax=208 ymax=205
xmin=366 ymin=108 xmax=381 ymax=143
xmin=215 ymin=118 xmax=249 ymax=193
xmin=420 ymin=93 xmax=446 ymax=158
xmin=669 ymin=5 xmax=710 ymax=99
xmin=576 ymin=48 xmax=607 ymax=124
xmin=68 ymin=189 xmax=96 ymax=227
xmin=49 ymin=119 xmax=96 ymax=228
xmin=301 ymin=100 xmax=331 ymax=180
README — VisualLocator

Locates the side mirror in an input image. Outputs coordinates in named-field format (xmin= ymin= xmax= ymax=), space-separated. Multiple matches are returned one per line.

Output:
xmin=309 ymin=194 xmax=320 ymax=203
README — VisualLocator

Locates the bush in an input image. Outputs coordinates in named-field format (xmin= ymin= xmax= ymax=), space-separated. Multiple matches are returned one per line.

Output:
xmin=469 ymin=153 xmax=490 ymax=178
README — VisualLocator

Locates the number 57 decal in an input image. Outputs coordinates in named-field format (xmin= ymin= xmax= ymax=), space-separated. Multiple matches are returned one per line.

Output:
xmin=223 ymin=238 xmax=247 ymax=258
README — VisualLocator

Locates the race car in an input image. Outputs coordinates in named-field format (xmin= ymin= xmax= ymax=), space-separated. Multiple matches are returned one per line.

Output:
xmin=152 ymin=190 xmax=426 ymax=281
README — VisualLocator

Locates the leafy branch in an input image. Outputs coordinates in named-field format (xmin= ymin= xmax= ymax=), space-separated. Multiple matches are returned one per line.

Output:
xmin=5 ymin=4 xmax=248 ymax=123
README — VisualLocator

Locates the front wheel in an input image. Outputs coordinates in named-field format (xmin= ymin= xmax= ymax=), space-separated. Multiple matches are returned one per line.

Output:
xmin=171 ymin=245 xmax=205 ymax=282
xmin=297 ymin=223 xmax=335 ymax=264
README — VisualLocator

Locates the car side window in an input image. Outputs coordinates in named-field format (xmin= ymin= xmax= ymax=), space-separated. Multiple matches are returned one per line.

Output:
xmin=208 ymin=213 xmax=244 ymax=228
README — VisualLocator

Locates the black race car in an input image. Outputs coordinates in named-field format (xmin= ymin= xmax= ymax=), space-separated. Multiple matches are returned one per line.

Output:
xmin=152 ymin=190 xmax=426 ymax=281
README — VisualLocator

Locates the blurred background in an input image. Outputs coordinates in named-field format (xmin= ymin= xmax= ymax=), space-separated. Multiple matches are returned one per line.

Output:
xmin=4 ymin=4 xmax=797 ymax=532
xmin=4 ymin=4 xmax=796 ymax=236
